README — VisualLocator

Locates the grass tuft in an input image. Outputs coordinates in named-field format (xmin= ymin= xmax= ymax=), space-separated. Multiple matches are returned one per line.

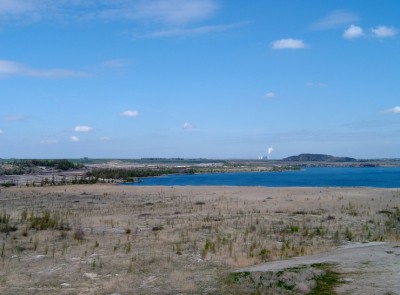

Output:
xmin=309 ymin=263 xmax=341 ymax=295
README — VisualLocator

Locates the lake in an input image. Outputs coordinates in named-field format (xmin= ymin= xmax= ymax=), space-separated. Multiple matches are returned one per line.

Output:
xmin=125 ymin=167 xmax=400 ymax=188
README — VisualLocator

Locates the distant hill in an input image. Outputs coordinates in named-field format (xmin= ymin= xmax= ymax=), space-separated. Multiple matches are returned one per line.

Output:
xmin=282 ymin=153 xmax=357 ymax=162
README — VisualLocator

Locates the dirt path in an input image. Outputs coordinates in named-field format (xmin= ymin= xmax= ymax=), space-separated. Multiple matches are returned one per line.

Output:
xmin=239 ymin=242 xmax=400 ymax=294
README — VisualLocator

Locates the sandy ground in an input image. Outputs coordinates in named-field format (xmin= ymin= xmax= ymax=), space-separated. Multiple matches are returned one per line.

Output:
xmin=240 ymin=241 xmax=400 ymax=294
xmin=0 ymin=185 xmax=399 ymax=294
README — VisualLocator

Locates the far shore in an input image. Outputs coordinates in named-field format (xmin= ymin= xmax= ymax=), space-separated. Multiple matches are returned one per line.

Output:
xmin=2 ymin=157 xmax=400 ymax=187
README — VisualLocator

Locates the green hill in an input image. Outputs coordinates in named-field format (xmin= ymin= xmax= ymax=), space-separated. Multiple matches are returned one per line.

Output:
xmin=282 ymin=153 xmax=356 ymax=162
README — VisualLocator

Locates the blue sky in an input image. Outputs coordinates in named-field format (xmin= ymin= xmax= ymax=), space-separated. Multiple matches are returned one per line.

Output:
xmin=1 ymin=0 xmax=400 ymax=159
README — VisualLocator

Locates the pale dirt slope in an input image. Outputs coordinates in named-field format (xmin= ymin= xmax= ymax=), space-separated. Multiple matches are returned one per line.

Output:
xmin=240 ymin=242 xmax=400 ymax=294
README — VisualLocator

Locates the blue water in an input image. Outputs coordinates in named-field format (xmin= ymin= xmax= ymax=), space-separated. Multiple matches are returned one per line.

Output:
xmin=125 ymin=167 xmax=400 ymax=188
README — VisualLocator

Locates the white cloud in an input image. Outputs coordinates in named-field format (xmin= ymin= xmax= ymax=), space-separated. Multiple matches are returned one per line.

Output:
xmin=133 ymin=0 xmax=218 ymax=25
xmin=183 ymin=122 xmax=194 ymax=130
xmin=40 ymin=139 xmax=58 ymax=145
xmin=343 ymin=25 xmax=364 ymax=39
xmin=0 ymin=129 xmax=3 ymax=134
xmin=70 ymin=135 xmax=80 ymax=142
xmin=311 ymin=10 xmax=359 ymax=30
xmin=74 ymin=125 xmax=93 ymax=132
xmin=0 ymin=60 xmax=88 ymax=78
xmin=271 ymin=39 xmax=307 ymax=50
xmin=387 ymin=106 xmax=400 ymax=114
xmin=371 ymin=26 xmax=398 ymax=38
xmin=121 ymin=110 xmax=139 ymax=117
xmin=265 ymin=92 xmax=276 ymax=98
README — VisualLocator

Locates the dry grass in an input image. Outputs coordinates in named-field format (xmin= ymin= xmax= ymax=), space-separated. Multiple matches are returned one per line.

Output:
xmin=0 ymin=185 xmax=399 ymax=294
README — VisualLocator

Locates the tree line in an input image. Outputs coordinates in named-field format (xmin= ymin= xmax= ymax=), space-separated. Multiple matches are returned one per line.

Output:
xmin=0 ymin=159 xmax=83 ymax=176
xmin=86 ymin=167 xmax=195 ymax=182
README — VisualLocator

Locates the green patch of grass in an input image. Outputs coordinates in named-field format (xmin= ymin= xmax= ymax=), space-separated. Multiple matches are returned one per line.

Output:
xmin=28 ymin=210 xmax=70 ymax=231
xmin=219 ymin=271 xmax=256 ymax=294
xmin=228 ymin=271 xmax=251 ymax=283
xmin=0 ymin=182 xmax=16 ymax=188
xmin=309 ymin=263 xmax=341 ymax=295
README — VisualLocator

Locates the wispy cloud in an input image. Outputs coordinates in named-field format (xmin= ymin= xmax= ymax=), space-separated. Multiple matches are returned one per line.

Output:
xmin=74 ymin=125 xmax=93 ymax=132
xmin=183 ymin=122 xmax=194 ymax=130
xmin=70 ymin=135 xmax=80 ymax=142
xmin=343 ymin=24 xmax=364 ymax=39
xmin=345 ymin=119 xmax=399 ymax=130
xmin=0 ymin=1 xmax=237 ymax=39
xmin=311 ymin=10 xmax=359 ymax=30
xmin=120 ymin=110 xmax=139 ymax=117
xmin=265 ymin=92 xmax=276 ymax=98
xmin=271 ymin=39 xmax=308 ymax=50
xmin=0 ymin=1 xmax=88 ymax=23
xmin=0 ymin=129 xmax=3 ymax=134
xmin=0 ymin=60 xmax=88 ymax=78
xmin=143 ymin=23 xmax=243 ymax=38
xmin=0 ymin=0 xmax=36 ymax=19
xmin=0 ymin=0 xmax=218 ymax=25
xmin=371 ymin=26 xmax=398 ymax=38
xmin=306 ymin=82 xmax=328 ymax=88
xmin=101 ymin=59 xmax=132 ymax=69
xmin=4 ymin=114 xmax=29 ymax=121
xmin=40 ymin=139 xmax=58 ymax=145
xmin=132 ymin=0 xmax=218 ymax=25
xmin=386 ymin=106 xmax=400 ymax=114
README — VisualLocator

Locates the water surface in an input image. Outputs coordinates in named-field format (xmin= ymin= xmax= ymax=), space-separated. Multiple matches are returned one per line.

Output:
xmin=125 ymin=167 xmax=400 ymax=188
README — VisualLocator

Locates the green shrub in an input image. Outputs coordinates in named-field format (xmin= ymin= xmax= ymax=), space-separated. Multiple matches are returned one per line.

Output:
xmin=29 ymin=210 xmax=69 ymax=230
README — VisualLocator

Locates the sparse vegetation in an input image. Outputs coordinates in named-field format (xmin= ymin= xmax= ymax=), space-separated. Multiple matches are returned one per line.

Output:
xmin=86 ymin=167 xmax=195 ymax=182
xmin=223 ymin=266 xmax=326 ymax=294
xmin=0 ymin=159 xmax=82 ymax=176
xmin=309 ymin=263 xmax=341 ymax=295
xmin=0 ymin=185 xmax=398 ymax=294
xmin=28 ymin=210 xmax=70 ymax=231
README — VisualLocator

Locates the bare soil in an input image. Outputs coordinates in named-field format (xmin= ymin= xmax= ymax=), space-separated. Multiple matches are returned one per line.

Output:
xmin=240 ymin=242 xmax=400 ymax=294
xmin=0 ymin=185 xmax=399 ymax=294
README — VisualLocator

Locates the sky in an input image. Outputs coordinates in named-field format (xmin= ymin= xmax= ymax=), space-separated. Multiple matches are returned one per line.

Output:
xmin=0 ymin=0 xmax=400 ymax=159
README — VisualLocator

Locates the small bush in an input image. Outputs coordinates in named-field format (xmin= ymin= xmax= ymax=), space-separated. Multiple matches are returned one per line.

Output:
xmin=0 ymin=182 xmax=16 ymax=188
xmin=345 ymin=227 xmax=353 ymax=241
xmin=74 ymin=227 xmax=85 ymax=240
xmin=0 ymin=224 xmax=18 ymax=233
xmin=259 ymin=248 xmax=271 ymax=261
xmin=0 ymin=212 xmax=17 ymax=233
xmin=29 ymin=210 xmax=70 ymax=231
